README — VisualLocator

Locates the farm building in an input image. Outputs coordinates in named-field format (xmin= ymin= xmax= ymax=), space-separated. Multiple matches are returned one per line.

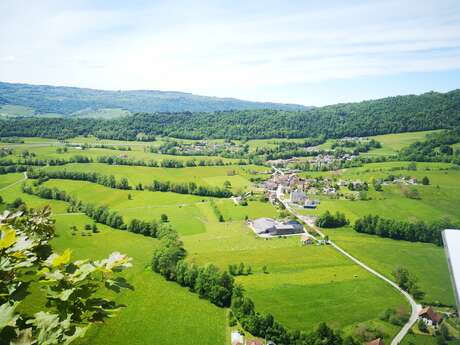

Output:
xmin=365 ymin=338 xmax=384 ymax=345
xmin=290 ymin=190 xmax=307 ymax=203
xmin=251 ymin=218 xmax=304 ymax=236
xmin=231 ymin=331 xmax=244 ymax=345
xmin=418 ymin=306 xmax=443 ymax=326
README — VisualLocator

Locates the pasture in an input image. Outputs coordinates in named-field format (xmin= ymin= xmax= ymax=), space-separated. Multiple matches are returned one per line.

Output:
xmin=0 ymin=182 xmax=227 ymax=345
xmin=43 ymin=162 xmax=266 ymax=192
xmin=183 ymin=205 xmax=408 ymax=335
xmin=299 ymin=162 xmax=460 ymax=223
xmin=322 ymin=227 xmax=455 ymax=306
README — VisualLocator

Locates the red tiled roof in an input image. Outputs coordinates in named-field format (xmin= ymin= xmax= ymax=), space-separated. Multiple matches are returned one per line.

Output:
xmin=365 ymin=338 xmax=384 ymax=345
xmin=418 ymin=306 xmax=443 ymax=323
xmin=247 ymin=341 xmax=263 ymax=345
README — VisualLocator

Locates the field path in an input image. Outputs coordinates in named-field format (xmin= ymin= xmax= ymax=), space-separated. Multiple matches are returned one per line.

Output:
xmin=0 ymin=172 xmax=28 ymax=192
xmin=274 ymin=180 xmax=421 ymax=344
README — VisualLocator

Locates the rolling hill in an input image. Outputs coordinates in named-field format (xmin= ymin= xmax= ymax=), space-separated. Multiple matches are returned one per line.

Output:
xmin=0 ymin=81 xmax=307 ymax=117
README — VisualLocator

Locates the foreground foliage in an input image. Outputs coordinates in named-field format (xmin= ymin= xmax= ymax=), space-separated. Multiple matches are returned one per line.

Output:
xmin=0 ymin=206 xmax=132 ymax=344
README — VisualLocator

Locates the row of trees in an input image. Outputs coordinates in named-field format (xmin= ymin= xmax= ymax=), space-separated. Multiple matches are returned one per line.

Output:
xmin=97 ymin=155 xmax=232 ymax=168
xmin=21 ymin=184 xmax=167 ymax=239
xmin=150 ymin=220 xmax=359 ymax=345
xmin=0 ymin=164 xmax=27 ymax=175
xmin=315 ymin=211 xmax=349 ymax=228
xmin=0 ymin=155 xmax=92 ymax=167
xmin=28 ymin=169 xmax=131 ymax=190
xmin=354 ymin=215 xmax=458 ymax=245
xmin=148 ymin=180 xmax=232 ymax=198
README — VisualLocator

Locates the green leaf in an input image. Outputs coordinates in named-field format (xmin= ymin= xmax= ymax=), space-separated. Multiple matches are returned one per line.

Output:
xmin=0 ymin=228 xmax=16 ymax=250
xmin=0 ymin=302 xmax=19 ymax=330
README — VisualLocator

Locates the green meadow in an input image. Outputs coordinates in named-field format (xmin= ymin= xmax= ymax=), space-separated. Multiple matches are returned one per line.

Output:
xmin=43 ymin=162 xmax=266 ymax=192
xmin=0 ymin=182 xmax=226 ymax=345
xmin=299 ymin=162 xmax=460 ymax=223
xmin=1 ymin=129 xmax=459 ymax=344
xmin=323 ymin=228 xmax=454 ymax=305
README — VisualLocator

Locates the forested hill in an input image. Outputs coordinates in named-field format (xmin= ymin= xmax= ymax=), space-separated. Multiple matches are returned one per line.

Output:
xmin=1 ymin=89 xmax=460 ymax=140
xmin=0 ymin=81 xmax=306 ymax=115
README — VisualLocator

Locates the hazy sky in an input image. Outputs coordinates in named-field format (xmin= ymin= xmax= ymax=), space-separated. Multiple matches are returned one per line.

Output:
xmin=1 ymin=0 xmax=460 ymax=106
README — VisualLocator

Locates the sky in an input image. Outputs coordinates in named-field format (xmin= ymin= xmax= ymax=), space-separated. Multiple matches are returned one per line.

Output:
xmin=1 ymin=0 xmax=460 ymax=106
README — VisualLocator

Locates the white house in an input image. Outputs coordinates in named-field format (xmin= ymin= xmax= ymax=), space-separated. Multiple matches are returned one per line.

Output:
xmin=231 ymin=331 xmax=244 ymax=345
xmin=290 ymin=190 xmax=307 ymax=203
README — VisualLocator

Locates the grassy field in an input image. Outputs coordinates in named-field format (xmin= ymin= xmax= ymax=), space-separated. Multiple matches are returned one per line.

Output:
xmin=1 ymin=130 xmax=459 ymax=344
xmin=43 ymin=162 xmax=266 ymax=192
xmin=323 ymin=227 xmax=455 ymax=305
xmin=183 ymin=204 xmax=408 ymax=335
xmin=299 ymin=162 xmax=460 ymax=223
xmin=0 ymin=137 xmax=243 ymax=164
xmin=311 ymin=130 xmax=439 ymax=155
xmin=6 ymin=175 xmax=410 ymax=337
xmin=0 ymin=182 xmax=227 ymax=345
xmin=0 ymin=104 xmax=36 ymax=117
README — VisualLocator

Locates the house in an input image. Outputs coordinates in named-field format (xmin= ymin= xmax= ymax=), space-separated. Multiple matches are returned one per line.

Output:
xmin=231 ymin=331 xmax=244 ymax=345
xmin=365 ymin=338 xmax=384 ymax=345
xmin=300 ymin=235 xmax=313 ymax=245
xmin=247 ymin=340 xmax=263 ymax=345
xmin=304 ymin=199 xmax=319 ymax=209
xmin=418 ymin=306 xmax=443 ymax=326
xmin=290 ymin=190 xmax=307 ymax=203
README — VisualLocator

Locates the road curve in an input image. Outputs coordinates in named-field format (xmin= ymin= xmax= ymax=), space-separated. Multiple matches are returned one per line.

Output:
xmin=274 ymin=180 xmax=420 ymax=344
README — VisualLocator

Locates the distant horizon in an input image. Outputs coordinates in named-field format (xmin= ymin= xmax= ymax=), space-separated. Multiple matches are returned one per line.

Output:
xmin=1 ymin=79 xmax=458 ymax=108
xmin=1 ymin=0 xmax=460 ymax=106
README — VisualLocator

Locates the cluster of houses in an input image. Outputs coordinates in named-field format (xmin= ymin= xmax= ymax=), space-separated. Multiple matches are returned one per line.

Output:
xmin=261 ymin=172 xmax=361 ymax=205
xmin=267 ymin=152 xmax=358 ymax=171
xmin=380 ymin=176 xmax=418 ymax=186
xmin=167 ymin=141 xmax=242 ymax=155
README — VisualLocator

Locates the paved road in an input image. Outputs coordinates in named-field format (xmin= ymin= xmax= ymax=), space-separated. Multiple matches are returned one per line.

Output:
xmin=275 ymin=183 xmax=420 ymax=345
xmin=0 ymin=172 xmax=28 ymax=192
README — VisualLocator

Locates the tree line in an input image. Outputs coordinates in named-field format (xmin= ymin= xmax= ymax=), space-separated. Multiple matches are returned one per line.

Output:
xmin=315 ymin=211 xmax=349 ymax=228
xmin=1 ymin=89 xmax=459 ymax=140
xmin=399 ymin=127 xmax=460 ymax=164
xmin=0 ymin=155 xmax=92 ymax=167
xmin=28 ymin=169 xmax=132 ymax=190
xmin=21 ymin=183 xmax=168 ymax=238
xmin=354 ymin=214 xmax=458 ymax=245
xmin=148 ymin=179 xmax=232 ymax=198
xmin=97 ymin=155 xmax=235 ymax=168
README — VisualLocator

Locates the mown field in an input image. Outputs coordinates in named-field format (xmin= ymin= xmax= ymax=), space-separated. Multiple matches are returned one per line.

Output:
xmin=0 ymin=180 xmax=227 ymax=345
xmin=0 ymin=136 xmax=243 ymax=164
xmin=43 ymin=162 xmax=266 ymax=193
xmin=1 ymin=130 xmax=459 ymax=344
xmin=322 ymin=228 xmax=454 ymax=305
xmin=299 ymin=162 xmax=460 ymax=224
xmin=312 ymin=130 xmax=439 ymax=155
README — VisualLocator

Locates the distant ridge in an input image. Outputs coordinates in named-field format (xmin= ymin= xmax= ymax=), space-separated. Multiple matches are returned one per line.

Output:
xmin=0 ymin=81 xmax=308 ymax=117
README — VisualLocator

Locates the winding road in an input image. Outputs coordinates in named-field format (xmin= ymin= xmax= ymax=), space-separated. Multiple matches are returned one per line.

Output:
xmin=273 ymin=173 xmax=421 ymax=344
